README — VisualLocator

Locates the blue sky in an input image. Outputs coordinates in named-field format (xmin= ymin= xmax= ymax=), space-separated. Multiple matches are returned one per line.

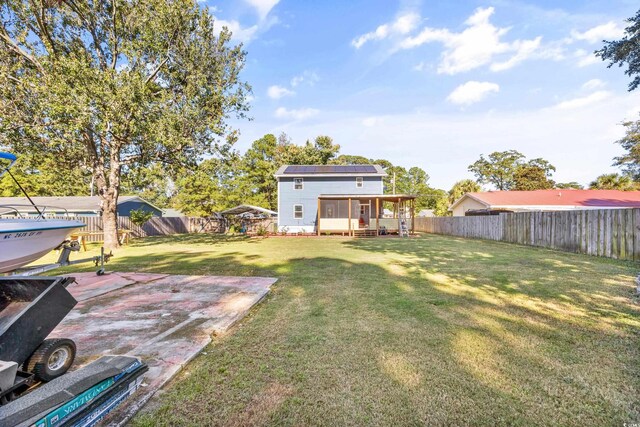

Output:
xmin=205 ymin=0 xmax=640 ymax=189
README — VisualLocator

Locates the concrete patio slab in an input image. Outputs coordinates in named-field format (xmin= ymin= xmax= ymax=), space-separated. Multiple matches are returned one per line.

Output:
xmin=49 ymin=272 xmax=277 ymax=426
xmin=67 ymin=272 xmax=170 ymax=301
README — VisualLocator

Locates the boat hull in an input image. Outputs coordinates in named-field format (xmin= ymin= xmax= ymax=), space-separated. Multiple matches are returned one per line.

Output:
xmin=0 ymin=220 xmax=86 ymax=273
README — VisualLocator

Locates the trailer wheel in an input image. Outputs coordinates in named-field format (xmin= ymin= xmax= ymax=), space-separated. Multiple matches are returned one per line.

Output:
xmin=26 ymin=338 xmax=76 ymax=382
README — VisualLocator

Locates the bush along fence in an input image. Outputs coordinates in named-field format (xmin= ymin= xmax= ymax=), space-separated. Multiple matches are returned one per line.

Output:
xmin=414 ymin=208 xmax=640 ymax=261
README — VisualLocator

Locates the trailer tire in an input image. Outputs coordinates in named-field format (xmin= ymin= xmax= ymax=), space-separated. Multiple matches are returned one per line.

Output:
xmin=26 ymin=338 xmax=76 ymax=382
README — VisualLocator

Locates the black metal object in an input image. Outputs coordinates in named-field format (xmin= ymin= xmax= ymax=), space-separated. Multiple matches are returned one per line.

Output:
xmin=0 ymin=276 xmax=76 ymax=367
xmin=3 ymin=167 xmax=44 ymax=218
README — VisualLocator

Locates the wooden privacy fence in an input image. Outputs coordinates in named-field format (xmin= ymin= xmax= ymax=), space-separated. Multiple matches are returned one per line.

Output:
xmin=414 ymin=208 xmax=640 ymax=261
xmin=49 ymin=216 xmax=224 ymax=242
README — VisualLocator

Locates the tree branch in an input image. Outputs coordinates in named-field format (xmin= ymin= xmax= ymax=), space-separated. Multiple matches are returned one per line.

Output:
xmin=0 ymin=27 xmax=45 ymax=75
xmin=145 ymin=57 xmax=169 ymax=85
xmin=110 ymin=0 xmax=118 ymax=70
xmin=35 ymin=0 xmax=57 ymax=56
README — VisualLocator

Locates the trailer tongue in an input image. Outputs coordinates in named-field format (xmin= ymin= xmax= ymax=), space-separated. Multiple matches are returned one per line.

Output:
xmin=0 ymin=277 xmax=147 ymax=426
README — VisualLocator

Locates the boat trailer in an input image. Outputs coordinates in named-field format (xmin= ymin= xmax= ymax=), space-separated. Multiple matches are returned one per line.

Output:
xmin=8 ymin=241 xmax=112 ymax=277
xmin=0 ymin=276 xmax=147 ymax=426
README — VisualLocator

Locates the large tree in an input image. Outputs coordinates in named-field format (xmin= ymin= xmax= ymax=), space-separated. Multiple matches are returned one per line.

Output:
xmin=596 ymin=8 xmax=640 ymax=91
xmin=242 ymin=134 xmax=279 ymax=210
xmin=0 ymin=0 xmax=250 ymax=249
xmin=468 ymin=151 xmax=555 ymax=190
xmin=513 ymin=165 xmax=555 ymax=191
xmin=468 ymin=150 xmax=525 ymax=190
xmin=173 ymin=156 xmax=244 ymax=217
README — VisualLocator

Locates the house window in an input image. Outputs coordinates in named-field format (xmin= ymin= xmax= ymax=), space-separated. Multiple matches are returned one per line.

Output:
xmin=356 ymin=177 xmax=363 ymax=188
xmin=294 ymin=204 xmax=303 ymax=219
xmin=294 ymin=178 xmax=304 ymax=190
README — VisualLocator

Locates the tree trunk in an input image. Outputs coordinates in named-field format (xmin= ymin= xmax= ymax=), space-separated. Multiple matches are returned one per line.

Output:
xmin=101 ymin=190 xmax=120 ymax=250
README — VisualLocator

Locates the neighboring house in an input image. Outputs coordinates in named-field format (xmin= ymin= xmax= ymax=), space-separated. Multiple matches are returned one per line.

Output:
xmin=417 ymin=209 xmax=435 ymax=217
xmin=0 ymin=195 xmax=163 ymax=217
xmin=275 ymin=165 xmax=415 ymax=235
xmin=449 ymin=189 xmax=640 ymax=216
xmin=162 ymin=208 xmax=185 ymax=217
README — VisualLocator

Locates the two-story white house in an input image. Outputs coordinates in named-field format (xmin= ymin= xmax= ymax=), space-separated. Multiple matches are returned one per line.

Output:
xmin=274 ymin=165 xmax=415 ymax=236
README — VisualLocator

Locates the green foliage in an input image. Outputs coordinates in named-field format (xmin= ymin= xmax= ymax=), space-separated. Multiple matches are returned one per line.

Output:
xmin=121 ymin=163 xmax=175 ymax=208
xmin=589 ymin=173 xmax=638 ymax=190
xmin=330 ymin=155 xmax=372 ymax=165
xmin=612 ymin=118 xmax=640 ymax=180
xmin=448 ymin=179 xmax=481 ymax=204
xmin=255 ymin=224 xmax=269 ymax=237
xmin=276 ymin=134 xmax=340 ymax=165
xmin=468 ymin=151 xmax=556 ymax=190
xmin=596 ymin=9 xmax=640 ymax=91
xmin=513 ymin=165 xmax=555 ymax=191
xmin=555 ymin=182 xmax=583 ymax=189
xmin=173 ymin=156 xmax=245 ymax=217
xmin=0 ymin=152 xmax=91 ymax=196
xmin=422 ymin=188 xmax=450 ymax=216
xmin=129 ymin=208 xmax=154 ymax=226
xmin=0 ymin=0 xmax=250 ymax=247
xmin=468 ymin=150 xmax=526 ymax=190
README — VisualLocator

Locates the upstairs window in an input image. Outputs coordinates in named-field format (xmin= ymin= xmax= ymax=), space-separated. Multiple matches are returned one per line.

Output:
xmin=294 ymin=204 xmax=303 ymax=219
xmin=356 ymin=177 xmax=363 ymax=188
xmin=294 ymin=178 xmax=304 ymax=190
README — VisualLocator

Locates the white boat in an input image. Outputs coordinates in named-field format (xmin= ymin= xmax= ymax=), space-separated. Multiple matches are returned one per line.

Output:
xmin=0 ymin=219 xmax=86 ymax=273
xmin=0 ymin=152 xmax=86 ymax=273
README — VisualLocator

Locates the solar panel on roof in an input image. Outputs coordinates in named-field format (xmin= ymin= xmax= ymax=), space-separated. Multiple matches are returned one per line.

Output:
xmin=283 ymin=164 xmax=379 ymax=174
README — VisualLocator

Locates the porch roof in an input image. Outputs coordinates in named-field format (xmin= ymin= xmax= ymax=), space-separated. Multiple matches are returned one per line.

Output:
xmin=318 ymin=194 xmax=416 ymax=202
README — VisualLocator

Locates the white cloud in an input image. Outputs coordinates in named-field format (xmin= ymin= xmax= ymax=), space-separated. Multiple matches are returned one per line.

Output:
xmin=398 ymin=7 xmax=541 ymax=74
xmin=267 ymin=85 xmax=295 ymax=99
xmin=275 ymin=107 xmax=319 ymax=120
xmin=362 ymin=117 xmax=377 ymax=127
xmin=247 ymin=91 xmax=640 ymax=189
xmin=447 ymin=81 xmax=500 ymax=106
xmin=211 ymin=0 xmax=279 ymax=44
xmin=582 ymin=79 xmax=606 ymax=90
xmin=351 ymin=12 xmax=420 ymax=49
xmin=213 ymin=18 xmax=259 ymax=43
xmin=245 ymin=0 xmax=279 ymax=21
xmin=571 ymin=21 xmax=625 ymax=44
xmin=490 ymin=37 xmax=542 ymax=71
xmin=290 ymin=71 xmax=319 ymax=87
xmin=553 ymin=90 xmax=611 ymax=110
xmin=573 ymin=49 xmax=600 ymax=67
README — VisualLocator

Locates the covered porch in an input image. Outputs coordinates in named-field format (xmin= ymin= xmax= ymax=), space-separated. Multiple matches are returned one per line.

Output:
xmin=317 ymin=194 xmax=415 ymax=236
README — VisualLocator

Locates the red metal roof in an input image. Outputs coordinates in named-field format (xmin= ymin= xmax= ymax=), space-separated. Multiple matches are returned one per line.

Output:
xmin=464 ymin=189 xmax=640 ymax=208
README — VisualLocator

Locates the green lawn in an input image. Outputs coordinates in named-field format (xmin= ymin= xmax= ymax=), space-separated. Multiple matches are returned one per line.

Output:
xmin=59 ymin=234 xmax=639 ymax=426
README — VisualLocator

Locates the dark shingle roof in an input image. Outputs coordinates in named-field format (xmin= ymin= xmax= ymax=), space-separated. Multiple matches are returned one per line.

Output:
xmin=284 ymin=165 xmax=377 ymax=174
xmin=275 ymin=164 xmax=386 ymax=177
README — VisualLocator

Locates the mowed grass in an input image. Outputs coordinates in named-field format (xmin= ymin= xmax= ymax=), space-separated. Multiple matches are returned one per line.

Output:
xmin=56 ymin=234 xmax=639 ymax=426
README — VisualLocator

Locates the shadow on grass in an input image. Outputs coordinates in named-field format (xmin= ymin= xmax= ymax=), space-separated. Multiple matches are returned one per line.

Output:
xmin=124 ymin=234 xmax=640 ymax=426
xmin=129 ymin=233 xmax=257 ymax=247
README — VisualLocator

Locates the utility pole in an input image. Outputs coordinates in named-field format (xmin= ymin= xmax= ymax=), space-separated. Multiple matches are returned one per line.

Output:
xmin=392 ymin=171 xmax=396 ymax=194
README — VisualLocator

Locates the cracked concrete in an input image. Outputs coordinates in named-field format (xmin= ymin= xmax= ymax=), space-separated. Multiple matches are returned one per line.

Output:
xmin=49 ymin=272 xmax=277 ymax=425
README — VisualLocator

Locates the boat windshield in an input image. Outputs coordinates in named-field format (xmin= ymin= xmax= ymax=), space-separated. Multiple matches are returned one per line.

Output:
xmin=0 ymin=152 xmax=16 ymax=178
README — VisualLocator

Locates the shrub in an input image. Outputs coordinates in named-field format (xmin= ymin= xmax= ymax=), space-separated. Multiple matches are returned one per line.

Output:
xmin=256 ymin=224 xmax=269 ymax=237
xmin=129 ymin=208 xmax=154 ymax=227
